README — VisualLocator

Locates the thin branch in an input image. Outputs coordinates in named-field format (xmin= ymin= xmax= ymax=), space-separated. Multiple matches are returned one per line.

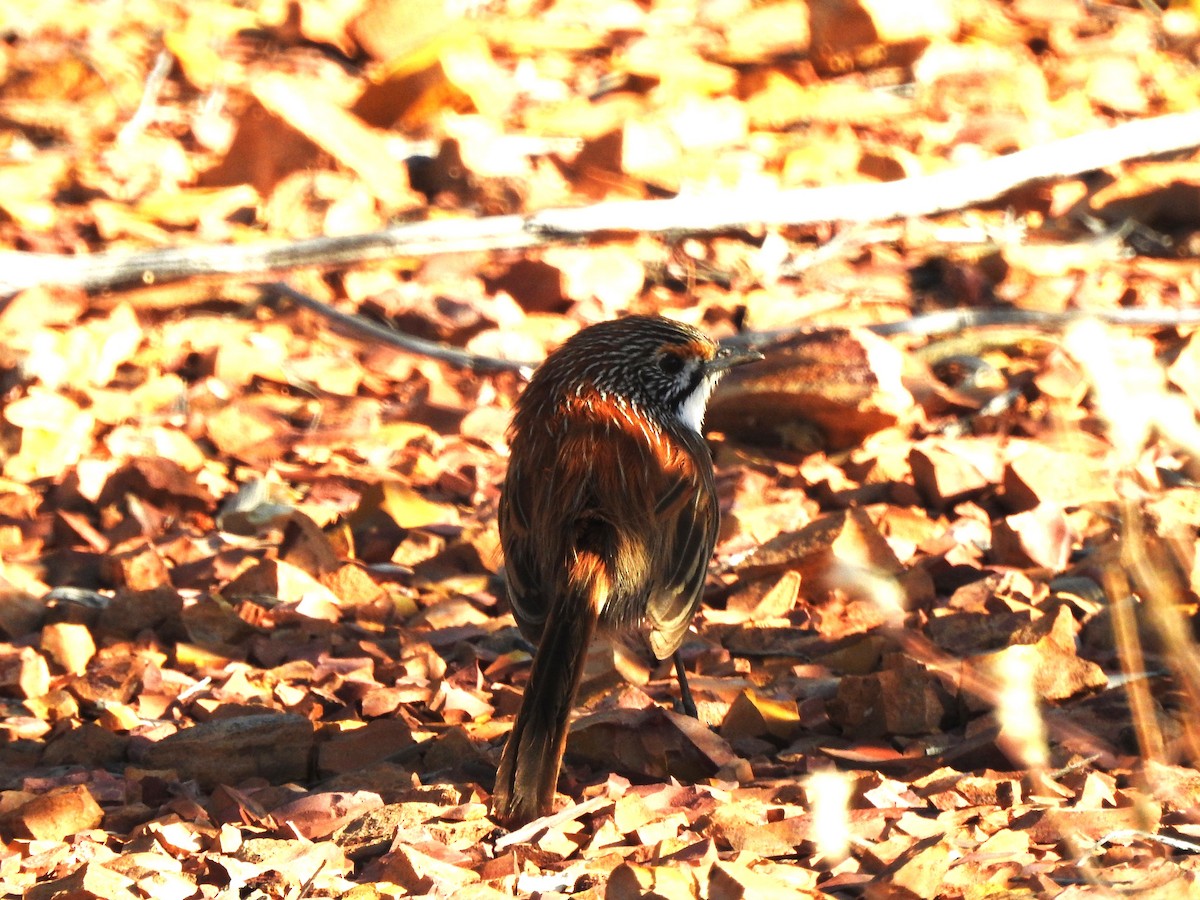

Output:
xmin=5 ymin=111 xmax=1200 ymax=297
xmin=265 ymin=283 xmax=530 ymax=375
xmin=866 ymin=305 xmax=1200 ymax=336
xmin=275 ymin=283 xmax=1200 ymax=375
xmin=117 ymin=48 xmax=175 ymax=146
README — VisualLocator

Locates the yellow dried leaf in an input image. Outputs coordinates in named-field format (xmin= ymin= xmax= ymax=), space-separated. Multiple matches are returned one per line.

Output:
xmin=0 ymin=197 xmax=57 ymax=230
xmin=379 ymin=482 xmax=458 ymax=529
xmin=40 ymin=622 xmax=96 ymax=676
xmin=12 ymin=302 xmax=143 ymax=390
xmin=98 ymin=701 xmax=143 ymax=732
xmin=3 ymin=390 xmax=96 ymax=481
xmin=163 ymin=8 xmax=259 ymax=91
xmin=543 ymin=244 xmax=646 ymax=310
xmin=663 ymin=96 xmax=748 ymax=153
xmin=136 ymin=185 xmax=260 ymax=228
xmin=719 ymin=1 xmax=812 ymax=64
xmin=355 ymin=31 xmax=504 ymax=131
xmin=23 ymin=689 xmax=79 ymax=723
xmin=621 ymin=41 xmax=737 ymax=97
xmin=253 ymin=75 xmax=422 ymax=211
xmin=720 ymin=689 xmax=801 ymax=741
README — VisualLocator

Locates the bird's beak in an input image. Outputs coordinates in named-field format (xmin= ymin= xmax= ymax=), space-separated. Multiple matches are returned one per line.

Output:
xmin=710 ymin=345 xmax=764 ymax=373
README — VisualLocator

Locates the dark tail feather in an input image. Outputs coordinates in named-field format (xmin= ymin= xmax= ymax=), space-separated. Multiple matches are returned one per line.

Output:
xmin=492 ymin=553 xmax=605 ymax=826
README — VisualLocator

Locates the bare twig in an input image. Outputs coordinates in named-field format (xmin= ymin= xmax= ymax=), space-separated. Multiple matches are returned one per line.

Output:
xmin=275 ymin=282 xmax=1200 ymax=375
xmin=866 ymin=305 xmax=1200 ymax=337
xmin=265 ymin=283 xmax=530 ymax=375
xmin=5 ymin=111 xmax=1200 ymax=297
xmin=117 ymin=48 xmax=175 ymax=145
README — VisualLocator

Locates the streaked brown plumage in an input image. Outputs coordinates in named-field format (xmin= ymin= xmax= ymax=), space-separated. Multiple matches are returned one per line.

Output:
xmin=492 ymin=315 xmax=761 ymax=826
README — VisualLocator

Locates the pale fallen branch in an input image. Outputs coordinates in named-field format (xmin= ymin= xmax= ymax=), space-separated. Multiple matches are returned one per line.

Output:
xmin=0 ymin=214 xmax=539 ymax=297
xmin=4 ymin=111 xmax=1200 ymax=297
xmin=528 ymin=110 xmax=1200 ymax=235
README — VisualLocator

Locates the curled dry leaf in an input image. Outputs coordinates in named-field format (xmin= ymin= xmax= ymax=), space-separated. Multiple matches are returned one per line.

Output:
xmin=990 ymin=502 xmax=1074 ymax=570
xmin=709 ymin=328 xmax=916 ymax=451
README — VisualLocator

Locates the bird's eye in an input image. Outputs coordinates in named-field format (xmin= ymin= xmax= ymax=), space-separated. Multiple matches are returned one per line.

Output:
xmin=658 ymin=354 xmax=685 ymax=375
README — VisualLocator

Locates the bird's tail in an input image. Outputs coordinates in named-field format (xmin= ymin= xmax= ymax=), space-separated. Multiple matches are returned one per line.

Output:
xmin=492 ymin=549 xmax=607 ymax=826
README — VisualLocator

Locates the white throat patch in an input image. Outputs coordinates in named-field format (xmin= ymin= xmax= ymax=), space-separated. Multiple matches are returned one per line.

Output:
xmin=677 ymin=373 xmax=718 ymax=435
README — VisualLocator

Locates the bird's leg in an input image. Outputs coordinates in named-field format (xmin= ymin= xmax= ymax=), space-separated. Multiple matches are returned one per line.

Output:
xmin=673 ymin=651 xmax=698 ymax=718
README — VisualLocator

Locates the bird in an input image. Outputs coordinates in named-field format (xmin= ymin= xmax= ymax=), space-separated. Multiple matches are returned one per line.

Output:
xmin=491 ymin=314 xmax=762 ymax=826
